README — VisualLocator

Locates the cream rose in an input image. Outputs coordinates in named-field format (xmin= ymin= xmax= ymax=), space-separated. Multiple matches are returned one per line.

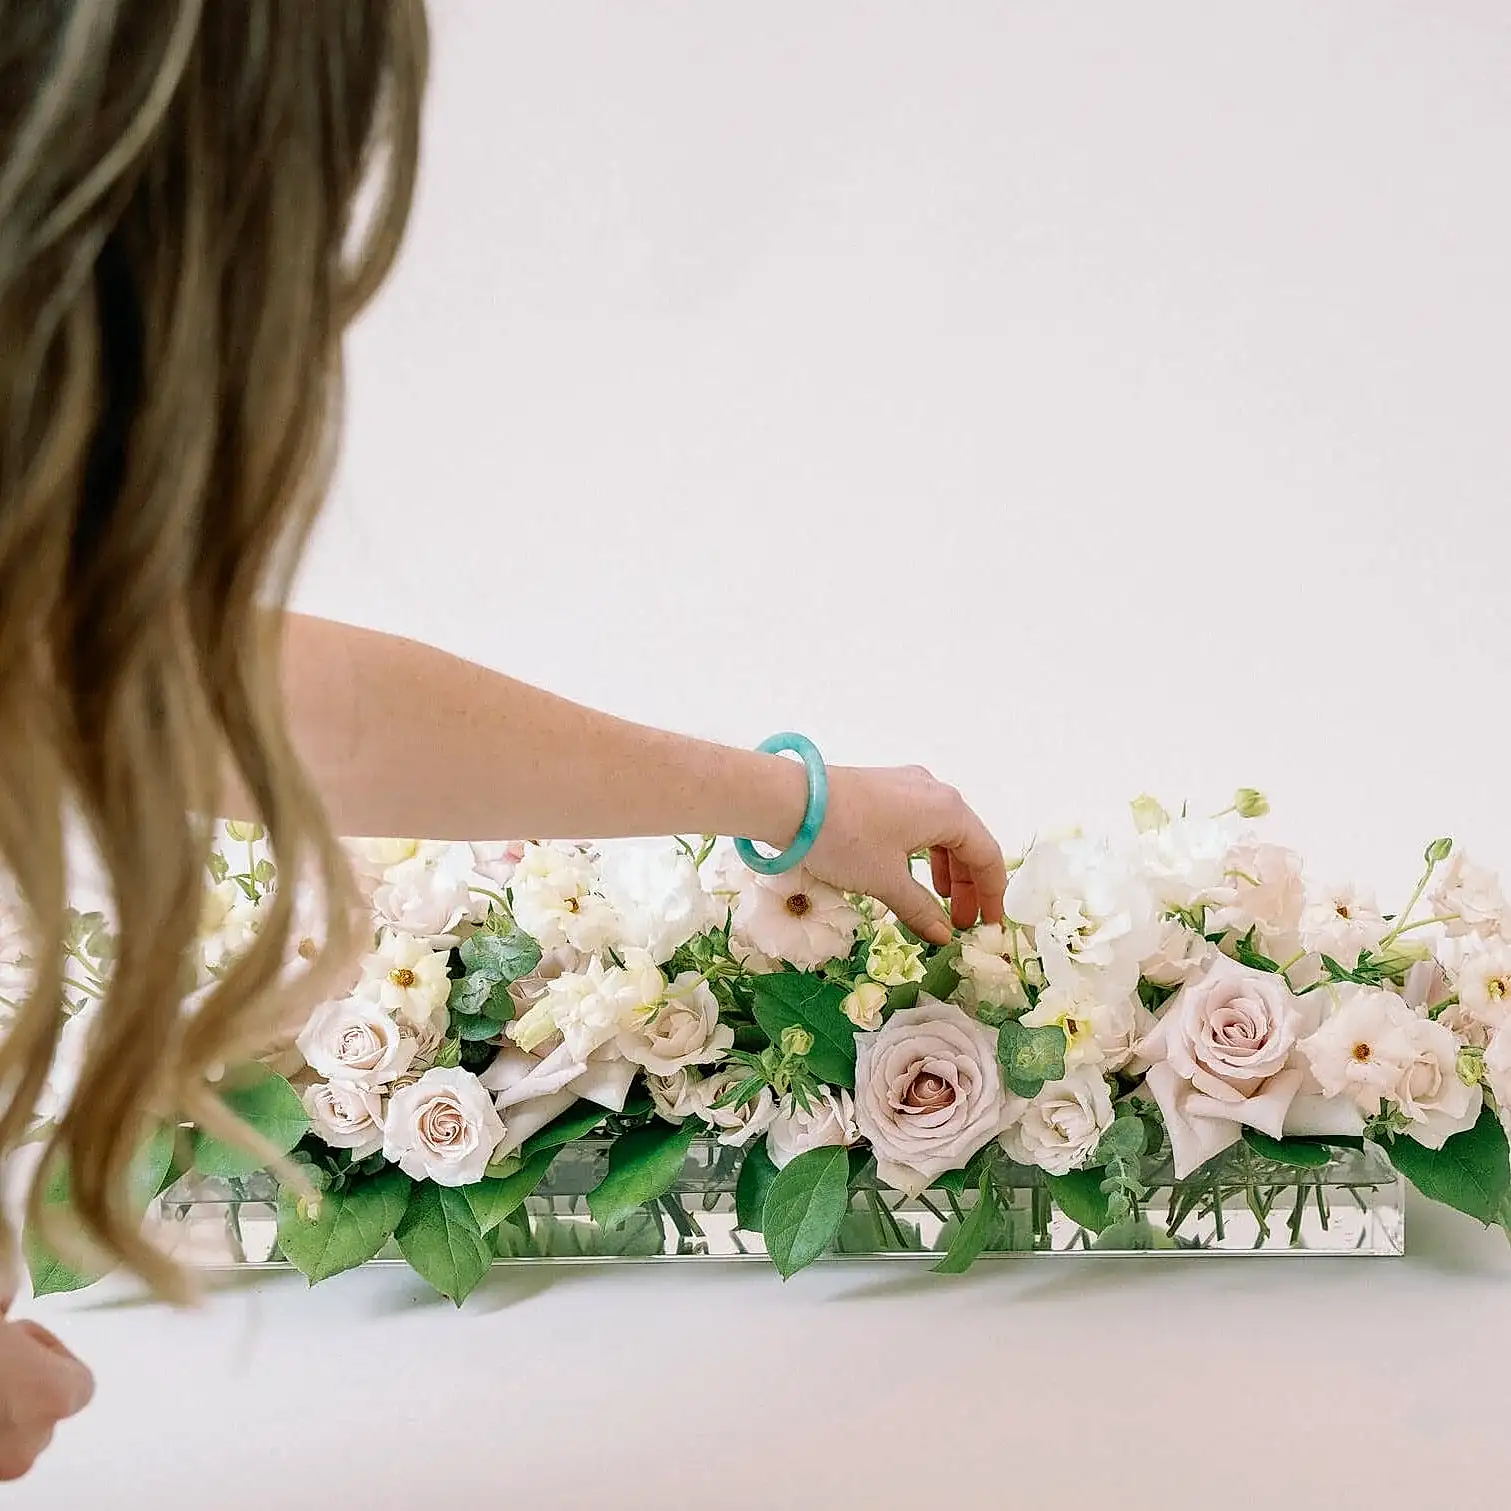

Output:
xmin=303 ymin=1080 xmax=385 ymax=1160
xmin=647 ymin=1067 xmax=705 ymax=1124
xmin=853 ymin=996 xmax=1020 ymax=1196
xmin=1391 ymin=1015 xmax=1482 ymax=1150
xmin=295 ymin=996 xmax=415 ymax=1087
xmin=1138 ymin=957 xmax=1306 ymax=1177
xmin=382 ymin=1067 xmax=506 ymax=1186
xmin=842 ymin=980 xmax=888 ymax=1031
xmin=617 ymin=972 xmax=733 ymax=1076
xmin=1000 ymin=1068 xmax=1114 ymax=1176
xmin=370 ymin=855 xmax=471 ymax=946
xmin=693 ymin=1069 xmax=778 ymax=1147
xmin=765 ymin=1086 xmax=860 ymax=1171
xmin=1484 ymin=1026 xmax=1511 ymax=1140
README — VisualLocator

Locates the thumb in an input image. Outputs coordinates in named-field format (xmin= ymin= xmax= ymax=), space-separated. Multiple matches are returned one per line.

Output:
xmin=877 ymin=875 xmax=951 ymax=947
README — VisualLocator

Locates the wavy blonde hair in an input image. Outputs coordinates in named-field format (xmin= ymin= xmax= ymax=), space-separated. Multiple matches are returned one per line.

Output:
xmin=0 ymin=0 xmax=428 ymax=1297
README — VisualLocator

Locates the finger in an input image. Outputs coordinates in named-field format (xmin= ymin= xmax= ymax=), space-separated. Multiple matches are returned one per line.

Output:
xmin=879 ymin=875 xmax=951 ymax=946
xmin=948 ymin=852 xmax=980 ymax=930
xmin=14 ymin=1321 xmax=77 ymax=1363
xmin=929 ymin=846 xmax=952 ymax=900
xmin=942 ymin=804 xmax=1007 ymax=925
xmin=0 ymin=1426 xmax=52 ymax=1482
xmin=21 ymin=1345 xmax=95 ymax=1421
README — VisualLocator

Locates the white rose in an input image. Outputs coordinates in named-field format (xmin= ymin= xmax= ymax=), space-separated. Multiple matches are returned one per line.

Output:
xmin=296 ymin=996 xmax=416 ymax=1087
xmin=1206 ymin=842 xmax=1306 ymax=949
xmin=509 ymin=843 xmax=618 ymax=953
xmin=303 ymin=1081 xmax=385 ymax=1159
xmin=358 ymin=933 xmax=452 ymax=1034
xmin=647 ymin=1067 xmax=706 ymax=1124
xmin=842 ymin=979 xmax=888 ymax=1031
xmin=1298 ymin=985 xmax=1420 ymax=1117
xmin=370 ymin=855 xmax=471 ymax=947
xmin=1021 ymin=979 xmax=1141 ymax=1073
xmin=1000 ymin=1068 xmax=1115 ymax=1176
xmin=1484 ymin=1027 xmax=1511 ymax=1141
xmin=617 ymin=971 xmax=733 ymax=1075
xmin=382 ymin=1067 xmax=506 ymax=1186
xmin=1140 ymin=917 xmax=1213 ymax=988
xmin=479 ymin=1042 xmax=637 ymax=1155
xmin=597 ymin=839 xmax=721 ymax=964
xmin=1430 ymin=852 xmax=1508 ymax=940
xmin=1138 ymin=957 xmax=1307 ymax=1177
xmin=693 ymin=1069 xmax=778 ymax=1147
xmin=765 ymin=1086 xmax=859 ymax=1170
xmin=954 ymin=923 xmax=1030 ymax=1014
xmin=1453 ymin=941 xmax=1511 ymax=1044
xmin=732 ymin=863 xmax=861 ymax=971
xmin=1391 ymin=1015 xmax=1482 ymax=1150
xmin=853 ymin=996 xmax=1021 ymax=1196
xmin=1298 ymin=885 xmax=1388 ymax=970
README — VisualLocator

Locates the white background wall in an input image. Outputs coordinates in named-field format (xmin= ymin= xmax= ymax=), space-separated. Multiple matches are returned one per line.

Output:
xmin=32 ymin=3 xmax=1511 ymax=1507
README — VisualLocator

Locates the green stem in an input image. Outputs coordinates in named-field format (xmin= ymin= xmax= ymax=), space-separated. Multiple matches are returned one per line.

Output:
xmin=61 ymin=975 xmax=103 ymax=1001
xmin=469 ymin=886 xmax=510 ymax=916
xmin=62 ymin=942 xmax=107 ymax=985
xmin=1381 ymin=857 xmax=1444 ymax=949
xmin=1390 ymin=914 xmax=1458 ymax=937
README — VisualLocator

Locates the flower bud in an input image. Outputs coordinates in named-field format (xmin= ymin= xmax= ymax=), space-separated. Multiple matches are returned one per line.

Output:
xmin=224 ymin=820 xmax=266 ymax=843
xmin=1425 ymin=836 xmax=1454 ymax=866
xmin=1130 ymin=794 xmax=1171 ymax=833
xmin=1233 ymin=788 xmax=1270 ymax=820
xmin=841 ymin=979 xmax=888 ymax=1031
xmin=780 ymin=1025 xmax=815 ymax=1058
xmin=1457 ymin=1046 xmax=1485 ymax=1088
xmin=865 ymin=921 xmax=926 ymax=988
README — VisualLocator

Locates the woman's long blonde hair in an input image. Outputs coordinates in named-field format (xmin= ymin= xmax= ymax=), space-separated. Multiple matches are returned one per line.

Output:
xmin=0 ymin=0 xmax=428 ymax=1297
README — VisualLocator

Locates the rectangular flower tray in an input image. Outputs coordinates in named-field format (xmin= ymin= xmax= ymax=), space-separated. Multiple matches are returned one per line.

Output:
xmin=148 ymin=1135 xmax=1404 ymax=1269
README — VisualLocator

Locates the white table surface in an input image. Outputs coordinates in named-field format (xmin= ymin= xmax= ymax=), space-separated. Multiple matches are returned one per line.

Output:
xmin=20 ymin=1189 xmax=1511 ymax=1510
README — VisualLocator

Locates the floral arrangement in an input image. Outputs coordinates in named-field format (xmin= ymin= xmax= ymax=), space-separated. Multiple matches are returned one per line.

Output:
xmin=19 ymin=789 xmax=1511 ymax=1302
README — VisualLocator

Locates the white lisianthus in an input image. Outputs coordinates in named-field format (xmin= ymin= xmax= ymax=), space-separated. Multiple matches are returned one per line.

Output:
xmin=1391 ymin=1015 xmax=1482 ymax=1150
xmin=1020 ymin=980 xmax=1140 ymax=1073
xmin=954 ymin=923 xmax=1030 ymax=1014
xmin=647 ymin=1067 xmax=706 ymax=1124
xmin=765 ymin=1087 xmax=859 ymax=1170
xmin=508 ymin=953 xmax=663 ymax=1063
xmin=296 ymin=995 xmax=416 ymax=1087
xmin=1484 ymin=1027 xmax=1511 ymax=1140
xmin=1298 ymin=985 xmax=1420 ymax=1118
xmin=693 ymin=1069 xmax=778 ymax=1147
xmin=359 ymin=933 xmax=452 ymax=1035
xmin=1003 ymin=837 xmax=1157 ymax=996
xmin=617 ymin=971 xmax=733 ymax=1075
xmin=1135 ymin=817 xmax=1235 ymax=912
xmin=1206 ymin=842 xmax=1306 ymax=950
xmin=1000 ymin=1067 xmax=1115 ymax=1176
xmin=1140 ymin=917 xmax=1212 ymax=988
xmin=370 ymin=855 xmax=472 ymax=948
xmin=1430 ymin=853 xmax=1508 ymax=940
xmin=507 ymin=943 xmax=588 ymax=1012
xmin=732 ymin=864 xmax=861 ymax=971
xmin=1298 ymin=885 xmax=1388 ymax=970
xmin=842 ymin=979 xmax=888 ymax=1031
xmin=303 ymin=1081 xmax=386 ymax=1159
xmin=597 ymin=839 xmax=721 ymax=964
xmin=1452 ymin=942 xmax=1511 ymax=1043
xmin=508 ymin=843 xmax=619 ymax=953
xmin=382 ymin=1067 xmax=505 ymax=1186
xmin=865 ymin=921 xmax=926 ymax=988
xmin=469 ymin=841 xmax=526 ymax=889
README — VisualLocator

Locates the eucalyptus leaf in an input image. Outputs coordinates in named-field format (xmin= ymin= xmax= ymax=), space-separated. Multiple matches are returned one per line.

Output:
xmin=454 ymin=1012 xmax=511 ymax=1043
xmin=763 ymin=1145 xmax=851 ymax=1279
xmin=997 ymin=1019 xmax=1066 ymax=1099
xmin=460 ymin=928 xmax=542 ymax=986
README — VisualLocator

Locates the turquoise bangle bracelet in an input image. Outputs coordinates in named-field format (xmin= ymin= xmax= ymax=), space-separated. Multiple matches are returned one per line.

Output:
xmin=734 ymin=732 xmax=828 ymax=876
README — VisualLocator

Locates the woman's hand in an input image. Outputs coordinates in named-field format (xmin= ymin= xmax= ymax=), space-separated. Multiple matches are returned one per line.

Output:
xmin=804 ymin=765 xmax=1007 ymax=944
xmin=0 ymin=1310 xmax=94 ymax=1481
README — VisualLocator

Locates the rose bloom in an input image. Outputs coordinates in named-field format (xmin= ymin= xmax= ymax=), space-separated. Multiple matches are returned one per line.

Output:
xmin=647 ymin=1066 xmax=705 ymax=1124
xmin=1484 ymin=1027 xmax=1511 ymax=1141
xmin=1000 ymin=1067 xmax=1114 ymax=1176
xmin=733 ymin=864 xmax=861 ymax=971
xmin=853 ymin=996 xmax=1021 ymax=1196
xmin=842 ymin=979 xmax=888 ymax=1032
xmin=954 ymin=923 xmax=1030 ymax=1015
xmin=1140 ymin=917 xmax=1212 ymax=989
xmin=617 ymin=971 xmax=733 ymax=1076
xmin=303 ymin=1080 xmax=385 ymax=1160
xmin=1138 ymin=957 xmax=1308 ymax=1177
xmin=1390 ymin=1015 xmax=1482 ymax=1150
xmin=382 ymin=1067 xmax=506 ymax=1186
xmin=295 ymin=995 xmax=416 ymax=1087
xmin=370 ymin=855 xmax=471 ymax=948
xmin=765 ymin=1086 xmax=859 ymax=1170
xmin=693 ymin=1069 xmax=778 ymax=1147
xmin=865 ymin=922 xmax=926 ymax=988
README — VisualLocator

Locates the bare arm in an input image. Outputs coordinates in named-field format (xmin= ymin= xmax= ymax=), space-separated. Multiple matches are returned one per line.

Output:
xmin=274 ymin=613 xmax=1006 ymax=942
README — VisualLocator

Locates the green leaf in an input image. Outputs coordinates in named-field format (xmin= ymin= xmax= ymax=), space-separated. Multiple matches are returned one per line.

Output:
xmin=395 ymin=1183 xmax=492 ymax=1305
xmin=1242 ymin=1129 xmax=1341 ymax=1169
xmin=933 ymin=1143 xmax=997 ymax=1196
xmin=751 ymin=974 xmax=857 ymax=1088
xmin=461 ymin=1149 xmax=556 ymax=1235
xmin=192 ymin=1067 xmax=309 ymax=1179
xmin=253 ymin=859 xmax=277 ymax=885
xmin=447 ymin=973 xmax=495 ymax=1016
xmin=920 ymin=941 xmax=963 ymax=1002
xmin=206 ymin=850 xmax=230 ymax=884
xmin=131 ymin=1123 xmax=178 ymax=1208
xmin=454 ymin=1012 xmax=510 ymax=1042
xmin=1388 ymin=1103 xmax=1511 ymax=1225
xmin=1092 ymin=1115 xmax=1148 ymax=1168
xmin=460 ymin=927 xmax=542 ymax=986
xmin=277 ymin=1168 xmax=411 ymax=1284
xmin=735 ymin=1142 xmax=780 ymax=1233
xmin=24 ymin=1229 xmax=97 ymax=1298
xmin=997 ymin=1018 xmax=1066 ymax=1099
xmin=763 ymin=1144 xmax=851 ymax=1278
xmin=586 ymin=1120 xmax=700 ymax=1231
xmin=1046 ymin=1167 xmax=1113 ymax=1233
xmin=933 ymin=1172 xmax=1000 ymax=1274
xmin=518 ymin=1102 xmax=608 ymax=1161
xmin=1092 ymin=1218 xmax=1177 ymax=1251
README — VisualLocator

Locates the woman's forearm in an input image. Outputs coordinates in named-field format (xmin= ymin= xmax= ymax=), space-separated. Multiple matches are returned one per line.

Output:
xmin=275 ymin=613 xmax=807 ymax=845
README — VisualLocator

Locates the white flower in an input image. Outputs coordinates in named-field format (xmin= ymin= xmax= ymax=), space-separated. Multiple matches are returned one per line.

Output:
xmin=1452 ymin=941 xmax=1511 ymax=1043
xmin=370 ymin=855 xmax=471 ymax=948
xmin=1000 ymin=1068 xmax=1115 ymax=1176
xmin=732 ymin=864 xmax=861 ymax=971
xmin=303 ymin=1081 xmax=385 ymax=1159
xmin=1135 ymin=817 xmax=1234 ymax=912
xmin=507 ymin=943 xmax=588 ymax=1011
xmin=765 ymin=1086 xmax=859 ymax=1170
xmin=693 ymin=1069 xmax=778 ymax=1147
xmin=1140 ymin=917 xmax=1212 ymax=988
xmin=954 ymin=923 xmax=1030 ymax=1014
xmin=617 ymin=971 xmax=733 ymax=1075
xmin=1299 ymin=985 xmax=1420 ymax=1118
xmin=1298 ymin=885 xmax=1388 ymax=970
xmin=1206 ymin=842 xmax=1306 ymax=949
xmin=478 ymin=1042 xmax=638 ymax=1155
xmin=1021 ymin=979 xmax=1140 ymax=1073
xmin=296 ymin=995 xmax=416 ymax=1087
xmin=852 ymin=996 xmax=1022 ymax=1196
xmin=597 ymin=839 xmax=721 ymax=964
xmin=358 ymin=933 xmax=452 ymax=1034
xmin=1003 ymin=837 xmax=1156 ymax=995
xmin=509 ymin=843 xmax=618 ymax=953
xmin=1430 ymin=852 xmax=1508 ymax=940
xmin=469 ymin=840 xmax=525 ymax=889
xmin=865 ymin=921 xmax=926 ymax=987
xmin=508 ymin=953 xmax=661 ymax=1063
xmin=1485 ymin=1027 xmax=1511 ymax=1141
xmin=647 ymin=1067 xmax=706 ymax=1124
xmin=842 ymin=979 xmax=888 ymax=1031
xmin=1391 ymin=1015 xmax=1482 ymax=1150
xmin=1138 ymin=957 xmax=1308 ymax=1177
xmin=382 ymin=1067 xmax=505 ymax=1186
xmin=200 ymin=879 xmax=265 ymax=974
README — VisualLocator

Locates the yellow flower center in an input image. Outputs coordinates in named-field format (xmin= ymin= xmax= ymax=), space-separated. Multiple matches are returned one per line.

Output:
xmin=389 ymin=967 xmax=417 ymax=989
xmin=297 ymin=937 xmax=319 ymax=961
xmin=1489 ymin=976 xmax=1508 ymax=1000
xmin=785 ymin=893 xmax=812 ymax=918
xmin=564 ymin=897 xmax=581 ymax=914
xmin=1351 ymin=1042 xmax=1372 ymax=1063
xmin=1335 ymin=904 xmax=1352 ymax=920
